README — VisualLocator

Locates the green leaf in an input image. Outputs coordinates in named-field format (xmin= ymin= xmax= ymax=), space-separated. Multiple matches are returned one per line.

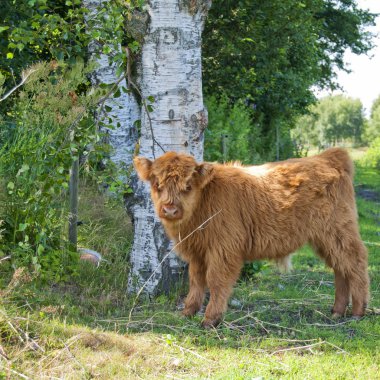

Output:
xmin=37 ymin=245 xmax=45 ymax=255
xmin=147 ymin=95 xmax=155 ymax=103
xmin=17 ymin=164 xmax=30 ymax=176
xmin=7 ymin=182 xmax=15 ymax=190
xmin=6 ymin=52 xmax=13 ymax=59
xmin=105 ymin=105 xmax=112 ymax=112
xmin=0 ymin=26 xmax=9 ymax=33
xmin=19 ymin=223 xmax=28 ymax=232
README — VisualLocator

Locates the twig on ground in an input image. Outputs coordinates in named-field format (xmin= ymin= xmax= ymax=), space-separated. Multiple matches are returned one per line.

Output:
xmin=255 ymin=318 xmax=304 ymax=334
xmin=0 ymin=344 xmax=9 ymax=360
xmin=323 ymin=341 xmax=349 ymax=354
xmin=158 ymin=336 xmax=213 ymax=362
xmin=172 ymin=341 xmax=213 ymax=362
xmin=62 ymin=340 xmax=90 ymax=377
xmin=304 ymin=320 xmax=355 ymax=328
xmin=270 ymin=339 xmax=348 ymax=356
xmin=6 ymin=321 xmax=24 ymax=343
xmin=0 ymin=309 xmax=44 ymax=353
xmin=7 ymin=368 xmax=31 ymax=380
xmin=253 ymin=317 xmax=270 ymax=334
xmin=37 ymin=333 xmax=84 ymax=370
xmin=228 ymin=311 xmax=303 ymax=334
xmin=270 ymin=341 xmax=325 ymax=356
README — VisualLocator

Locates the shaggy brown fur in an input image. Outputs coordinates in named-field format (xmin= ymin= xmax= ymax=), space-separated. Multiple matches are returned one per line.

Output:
xmin=134 ymin=148 xmax=369 ymax=328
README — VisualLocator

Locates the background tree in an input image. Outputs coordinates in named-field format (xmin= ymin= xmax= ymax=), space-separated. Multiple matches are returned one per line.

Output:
xmin=204 ymin=95 xmax=261 ymax=163
xmin=127 ymin=0 xmax=212 ymax=294
xmin=293 ymin=95 xmax=365 ymax=148
xmin=364 ymin=94 xmax=380 ymax=142
xmin=202 ymin=0 xmax=375 ymax=160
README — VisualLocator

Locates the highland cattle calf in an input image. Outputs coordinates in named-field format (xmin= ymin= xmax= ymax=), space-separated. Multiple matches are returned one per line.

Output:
xmin=134 ymin=148 xmax=369 ymax=328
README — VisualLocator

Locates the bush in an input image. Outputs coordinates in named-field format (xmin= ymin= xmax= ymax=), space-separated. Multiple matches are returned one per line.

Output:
xmin=204 ymin=95 xmax=262 ymax=164
xmin=0 ymin=62 xmax=100 ymax=281
xmin=362 ymin=137 xmax=380 ymax=169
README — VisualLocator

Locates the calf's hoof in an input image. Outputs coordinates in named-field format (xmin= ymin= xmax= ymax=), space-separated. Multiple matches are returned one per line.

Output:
xmin=331 ymin=312 xmax=344 ymax=319
xmin=182 ymin=306 xmax=199 ymax=318
xmin=201 ymin=317 xmax=221 ymax=329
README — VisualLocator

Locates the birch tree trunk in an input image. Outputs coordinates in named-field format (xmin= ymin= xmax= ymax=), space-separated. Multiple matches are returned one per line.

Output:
xmin=128 ymin=0 xmax=211 ymax=294
xmin=84 ymin=0 xmax=140 ymax=169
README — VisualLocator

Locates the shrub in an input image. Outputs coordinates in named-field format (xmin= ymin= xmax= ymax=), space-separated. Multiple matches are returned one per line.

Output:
xmin=362 ymin=137 xmax=380 ymax=169
xmin=0 ymin=62 xmax=101 ymax=281
xmin=204 ymin=95 xmax=262 ymax=164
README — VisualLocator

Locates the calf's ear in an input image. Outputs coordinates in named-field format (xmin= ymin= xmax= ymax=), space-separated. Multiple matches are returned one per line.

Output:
xmin=196 ymin=163 xmax=214 ymax=188
xmin=134 ymin=157 xmax=153 ymax=181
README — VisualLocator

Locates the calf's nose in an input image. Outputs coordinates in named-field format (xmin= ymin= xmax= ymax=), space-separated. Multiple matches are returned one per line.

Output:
xmin=162 ymin=204 xmax=179 ymax=217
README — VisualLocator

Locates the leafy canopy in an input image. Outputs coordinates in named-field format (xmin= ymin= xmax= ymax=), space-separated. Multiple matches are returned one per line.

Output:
xmin=293 ymin=95 xmax=365 ymax=147
xmin=202 ymin=0 xmax=375 ymax=151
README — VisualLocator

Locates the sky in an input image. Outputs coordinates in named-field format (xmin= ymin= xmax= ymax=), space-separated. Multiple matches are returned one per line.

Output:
xmin=317 ymin=0 xmax=380 ymax=116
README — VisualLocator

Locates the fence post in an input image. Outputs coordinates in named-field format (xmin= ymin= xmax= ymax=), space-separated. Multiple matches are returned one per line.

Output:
xmin=68 ymin=158 xmax=79 ymax=251
xmin=276 ymin=122 xmax=280 ymax=161
xmin=221 ymin=134 xmax=228 ymax=162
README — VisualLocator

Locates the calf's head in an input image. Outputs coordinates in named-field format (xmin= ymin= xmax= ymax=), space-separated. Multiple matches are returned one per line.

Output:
xmin=134 ymin=152 xmax=214 ymax=223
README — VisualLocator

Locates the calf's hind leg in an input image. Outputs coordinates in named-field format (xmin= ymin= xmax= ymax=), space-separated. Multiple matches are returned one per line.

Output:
xmin=345 ymin=239 xmax=369 ymax=317
xmin=331 ymin=269 xmax=350 ymax=317
xmin=313 ymin=234 xmax=369 ymax=318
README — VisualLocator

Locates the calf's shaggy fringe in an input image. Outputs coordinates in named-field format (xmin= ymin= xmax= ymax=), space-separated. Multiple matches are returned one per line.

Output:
xmin=134 ymin=148 xmax=369 ymax=328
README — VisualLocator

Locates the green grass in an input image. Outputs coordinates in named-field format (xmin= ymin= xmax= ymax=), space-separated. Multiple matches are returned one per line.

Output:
xmin=0 ymin=160 xmax=379 ymax=379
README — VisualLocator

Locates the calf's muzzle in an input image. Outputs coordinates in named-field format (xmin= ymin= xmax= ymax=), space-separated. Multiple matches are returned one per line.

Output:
xmin=161 ymin=204 xmax=182 ymax=220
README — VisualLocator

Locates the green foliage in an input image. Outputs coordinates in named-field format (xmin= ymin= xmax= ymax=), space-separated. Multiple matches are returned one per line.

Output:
xmin=0 ymin=0 xmax=143 ymax=106
xmin=203 ymin=0 xmax=375 ymax=153
xmin=364 ymin=94 xmax=380 ymax=142
xmin=240 ymin=260 xmax=267 ymax=280
xmin=0 ymin=0 xmax=143 ymax=282
xmin=0 ymin=62 xmax=101 ymax=281
xmin=293 ymin=95 xmax=365 ymax=148
xmin=204 ymin=95 xmax=262 ymax=164
xmin=362 ymin=137 xmax=380 ymax=169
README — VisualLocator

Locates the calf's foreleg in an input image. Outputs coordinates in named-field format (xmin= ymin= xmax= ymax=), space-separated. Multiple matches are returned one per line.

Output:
xmin=182 ymin=259 xmax=206 ymax=317
xmin=202 ymin=255 xmax=242 ymax=328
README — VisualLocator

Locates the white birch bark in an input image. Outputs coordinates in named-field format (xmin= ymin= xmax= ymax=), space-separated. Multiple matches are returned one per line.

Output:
xmin=128 ymin=0 xmax=211 ymax=294
xmin=84 ymin=0 xmax=140 ymax=169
